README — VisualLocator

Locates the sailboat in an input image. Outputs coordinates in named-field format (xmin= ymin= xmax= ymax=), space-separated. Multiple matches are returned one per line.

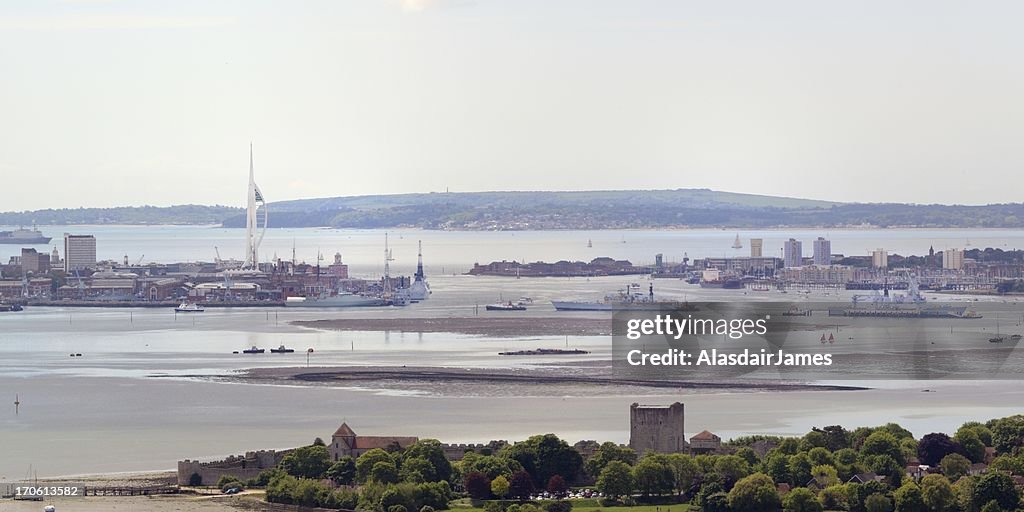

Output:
xmin=587 ymin=239 xmax=592 ymax=248
xmin=731 ymin=234 xmax=743 ymax=249
xmin=990 ymin=319 xmax=1005 ymax=343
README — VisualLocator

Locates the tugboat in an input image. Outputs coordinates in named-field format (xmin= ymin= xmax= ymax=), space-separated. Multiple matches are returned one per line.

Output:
xmin=175 ymin=302 xmax=204 ymax=313
xmin=270 ymin=345 xmax=295 ymax=353
xmin=242 ymin=346 xmax=265 ymax=354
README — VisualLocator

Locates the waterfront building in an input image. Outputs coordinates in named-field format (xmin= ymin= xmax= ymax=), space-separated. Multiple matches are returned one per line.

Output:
xmin=783 ymin=238 xmax=803 ymax=268
xmin=777 ymin=265 xmax=854 ymax=285
xmin=750 ymin=238 xmax=763 ymax=258
xmin=812 ymin=237 xmax=831 ymax=266
xmin=63 ymin=234 xmax=97 ymax=272
xmin=629 ymin=402 xmax=687 ymax=455
xmin=872 ymin=248 xmax=888 ymax=269
xmin=698 ymin=256 xmax=780 ymax=275
xmin=943 ymin=248 xmax=964 ymax=270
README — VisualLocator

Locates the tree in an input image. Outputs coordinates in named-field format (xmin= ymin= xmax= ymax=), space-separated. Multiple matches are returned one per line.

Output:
xmin=940 ymin=453 xmax=971 ymax=481
xmin=726 ymin=473 xmax=780 ymax=512
xmin=503 ymin=434 xmax=583 ymax=486
xmin=546 ymin=475 xmax=567 ymax=497
xmin=402 ymin=457 xmax=436 ymax=484
xmin=279 ymin=445 xmax=332 ymax=479
xmin=819 ymin=484 xmax=849 ymax=511
xmin=357 ymin=448 xmax=396 ymax=483
xmin=733 ymin=447 xmax=759 ymax=466
xmin=327 ymin=457 xmax=357 ymax=485
xmin=957 ymin=422 xmax=993 ymax=446
xmin=584 ymin=442 xmax=637 ymax=478
xmin=917 ymin=433 xmax=963 ymax=466
xmin=954 ymin=429 xmax=987 ymax=464
xmin=919 ymin=474 xmax=954 ymax=512
xmin=787 ymin=453 xmax=812 ymax=487
xmin=703 ymin=492 xmax=730 ymax=512
xmin=807 ymin=447 xmax=835 ymax=467
xmin=313 ymin=437 xmax=326 ymax=446
xmin=990 ymin=415 xmax=1024 ymax=455
xmin=893 ymin=482 xmax=924 ymax=512
xmin=866 ymin=454 xmax=904 ymax=488
xmin=508 ymin=470 xmax=535 ymax=501
xmin=782 ymin=487 xmax=822 ymax=512
xmin=633 ymin=458 xmax=674 ymax=497
xmin=404 ymin=439 xmax=454 ymax=483
xmin=810 ymin=464 xmax=839 ymax=488
xmin=865 ymin=493 xmax=894 ymax=512
xmin=371 ymin=461 xmax=400 ymax=484
xmin=818 ymin=425 xmax=853 ymax=451
xmin=764 ymin=454 xmax=790 ymax=484
xmin=714 ymin=455 xmax=752 ymax=489
xmin=461 ymin=453 xmax=522 ymax=480
xmin=595 ymin=461 xmax=633 ymax=499
xmin=971 ymin=472 xmax=1019 ymax=511
xmin=862 ymin=432 xmax=906 ymax=465
xmin=491 ymin=475 xmax=510 ymax=499
xmin=464 ymin=472 xmax=492 ymax=500
xmin=666 ymin=453 xmax=700 ymax=496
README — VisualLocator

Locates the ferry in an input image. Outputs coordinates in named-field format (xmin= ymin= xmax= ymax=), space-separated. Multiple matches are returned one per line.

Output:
xmin=0 ymin=226 xmax=51 ymax=244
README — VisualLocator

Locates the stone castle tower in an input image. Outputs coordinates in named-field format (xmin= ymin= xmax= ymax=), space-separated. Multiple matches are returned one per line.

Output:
xmin=628 ymin=402 xmax=686 ymax=455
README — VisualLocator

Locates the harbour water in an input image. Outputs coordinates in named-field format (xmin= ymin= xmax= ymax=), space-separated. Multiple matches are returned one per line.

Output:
xmin=3 ymin=228 xmax=1024 ymax=479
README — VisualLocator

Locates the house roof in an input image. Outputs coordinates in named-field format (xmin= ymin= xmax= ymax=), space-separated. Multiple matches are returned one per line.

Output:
xmin=849 ymin=473 xmax=881 ymax=483
xmin=690 ymin=430 xmax=720 ymax=441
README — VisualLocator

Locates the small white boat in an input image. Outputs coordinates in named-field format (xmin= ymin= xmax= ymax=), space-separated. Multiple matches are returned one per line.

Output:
xmin=175 ymin=302 xmax=205 ymax=313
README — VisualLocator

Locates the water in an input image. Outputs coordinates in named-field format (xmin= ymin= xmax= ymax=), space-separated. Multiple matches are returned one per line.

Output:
xmin=3 ymin=228 xmax=1024 ymax=478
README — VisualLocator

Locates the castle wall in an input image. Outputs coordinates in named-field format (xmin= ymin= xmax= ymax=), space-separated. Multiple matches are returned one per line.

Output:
xmin=176 ymin=450 xmax=286 ymax=486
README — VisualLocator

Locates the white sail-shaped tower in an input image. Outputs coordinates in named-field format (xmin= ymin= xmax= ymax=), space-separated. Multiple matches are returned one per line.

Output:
xmin=244 ymin=144 xmax=268 ymax=269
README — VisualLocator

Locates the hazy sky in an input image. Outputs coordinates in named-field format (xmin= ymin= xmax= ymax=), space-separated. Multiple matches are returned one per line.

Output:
xmin=2 ymin=1 xmax=1022 ymax=210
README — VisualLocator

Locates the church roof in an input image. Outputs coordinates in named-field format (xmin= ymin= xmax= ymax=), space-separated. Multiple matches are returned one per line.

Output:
xmin=333 ymin=422 xmax=357 ymax=438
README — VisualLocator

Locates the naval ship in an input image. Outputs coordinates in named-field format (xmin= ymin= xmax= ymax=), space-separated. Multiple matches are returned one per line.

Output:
xmin=285 ymin=292 xmax=386 ymax=308
xmin=552 ymin=283 xmax=696 ymax=311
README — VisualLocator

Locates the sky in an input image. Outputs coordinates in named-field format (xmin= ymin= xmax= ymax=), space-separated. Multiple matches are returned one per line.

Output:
xmin=1 ymin=0 xmax=1023 ymax=210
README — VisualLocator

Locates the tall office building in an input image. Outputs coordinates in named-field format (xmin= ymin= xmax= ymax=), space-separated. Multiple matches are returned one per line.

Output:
xmin=783 ymin=238 xmax=803 ymax=268
xmin=64 ymin=234 xmax=97 ymax=272
xmin=872 ymin=248 xmax=888 ymax=269
xmin=812 ymin=237 xmax=831 ymax=266
xmin=750 ymin=238 xmax=763 ymax=258
xmin=943 ymin=248 xmax=964 ymax=270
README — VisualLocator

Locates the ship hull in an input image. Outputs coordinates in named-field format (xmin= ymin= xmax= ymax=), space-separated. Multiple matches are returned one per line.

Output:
xmin=0 ymin=237 xmax=51 ymax=244
xmin=286 ymin=295 xmax=386 ymax=308
xmin=552 ymin=301 xmax=693 ymax=311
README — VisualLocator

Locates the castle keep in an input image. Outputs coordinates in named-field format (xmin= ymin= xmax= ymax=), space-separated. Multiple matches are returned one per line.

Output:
xmin=629 ymin=402 xmax=687 ymax=455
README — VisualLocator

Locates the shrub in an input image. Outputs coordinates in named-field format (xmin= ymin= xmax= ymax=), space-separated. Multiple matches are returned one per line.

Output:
xmin=544 ymin=500 xmax=573 ymax=512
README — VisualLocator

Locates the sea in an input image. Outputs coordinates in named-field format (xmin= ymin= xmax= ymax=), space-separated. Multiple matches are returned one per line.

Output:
xmin=2 ymin=226 xmax=1024 ymax=479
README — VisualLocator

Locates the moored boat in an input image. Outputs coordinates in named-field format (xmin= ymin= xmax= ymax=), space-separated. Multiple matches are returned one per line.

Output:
xmin=242 ymin=346 xmax=265 ymax=354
